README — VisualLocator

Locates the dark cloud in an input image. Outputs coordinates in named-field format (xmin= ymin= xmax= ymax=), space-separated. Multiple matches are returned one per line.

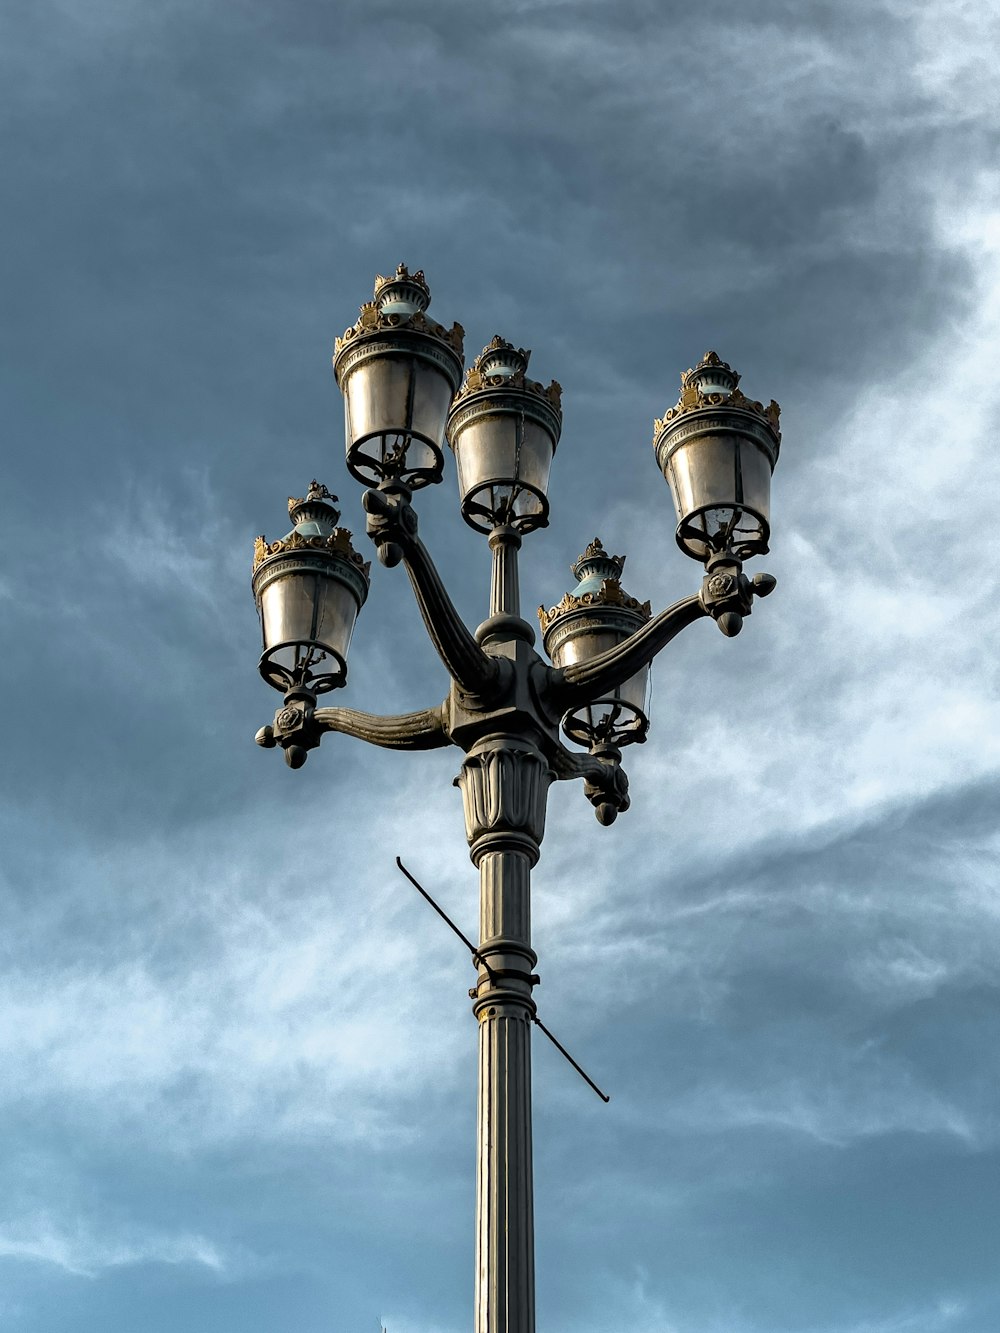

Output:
xmin=1 ymin=1 xmax=999 ymax=1330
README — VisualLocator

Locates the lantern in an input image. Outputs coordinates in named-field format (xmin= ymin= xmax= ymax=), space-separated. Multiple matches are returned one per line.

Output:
xmin=333 ymin=264 xmax=465 ymax=491
xmin=653 ymin=351 xmax=780 ymax=563
xmin=539 ymin=539 xmax=652 ymax=748
xmin=252 ymin=482 xmax=370 ymax=694
xmin=446 ymin=337 xmax=562 ymax=535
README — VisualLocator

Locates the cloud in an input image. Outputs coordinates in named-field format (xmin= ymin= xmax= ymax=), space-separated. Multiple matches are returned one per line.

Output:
xmin=0 ymin=1218 xmax=225 ymax=1279
xmin=2 ymin=1 xmax=1000 ymax=1330
xmin=0 ymin=777 xmax=473 ymax=1150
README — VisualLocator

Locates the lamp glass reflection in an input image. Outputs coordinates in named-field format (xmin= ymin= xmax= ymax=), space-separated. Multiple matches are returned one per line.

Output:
xmin=341 ymin=350 xmax=456 ymax=490
xmin=556 ymin=627 xmax=650 ymax=747
xmin=257 ymin=564 xmax=361 ymax=694
xmin=665 ymin=431 xmax=773 ymax=561
xmin=452 ymin=410 xmax=554 ymax=533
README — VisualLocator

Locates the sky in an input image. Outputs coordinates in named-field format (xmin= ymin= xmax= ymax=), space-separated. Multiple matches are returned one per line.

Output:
xmin=1 ymin=1 xmax=999 ymax=1330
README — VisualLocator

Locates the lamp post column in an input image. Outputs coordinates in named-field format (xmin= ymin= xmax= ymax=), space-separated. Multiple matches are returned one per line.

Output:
xmin=458 ymin=735 xmax=552 ymax=1333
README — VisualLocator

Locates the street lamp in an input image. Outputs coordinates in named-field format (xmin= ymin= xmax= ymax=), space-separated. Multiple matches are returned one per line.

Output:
xmin=252 ymin=269 xmax=781 ymax=1333
xmin=539 ymin=539 xmax=652 ymax=784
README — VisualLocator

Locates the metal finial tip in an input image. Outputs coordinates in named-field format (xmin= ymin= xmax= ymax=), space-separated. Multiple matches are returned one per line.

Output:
xmin=287 ymin=481 xmax=341 ymax=526
xmin=307 ymin=480 xmax=337 ymax=503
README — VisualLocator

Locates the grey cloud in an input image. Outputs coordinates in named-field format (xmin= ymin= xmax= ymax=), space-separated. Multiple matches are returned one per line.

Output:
xmin=2 ymin=0 xmax=1000 ymax=1331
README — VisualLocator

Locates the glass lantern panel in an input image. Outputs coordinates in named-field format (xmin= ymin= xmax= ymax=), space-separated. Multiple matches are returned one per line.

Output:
xmin=667 ymin=433 xmax=736 ymax=519
xmin=454 ymin=413 xmax=554 ymax=505
xmin=312 ymin=572 xmax=361 ymax=662
xmin=553 ymin=628 xmax=648 ymax=710
xmin=585 ymin=701 xmax=619 ymax=728
xmin=666 ymin=432 xmax=772 ymax=528
xmin=259 ymin=569 xmax=359 ymax=685
xmin=736 ymin=437 xmax=773 ymax=523
xmin=343 ymin=355 xmax=453 ymax=452
xmin=409 ymin=360 xmax=456 ymax=448
xmin=454 ymin=415 xmax=516 ymax=497
xmin=260 ymin=570 xmax=319 ymax=653
xmin=344 ymin=356 xmax=413 ymax=449
xmin=618 ymin=661 xmax=650 ymax=713
xmin=486 ymin=483 xmax=515 ymax=515
xmin=552 ymin=627 xmax=619 ymax=669
xmin=513 ymin=418 xmax=554 ymax=512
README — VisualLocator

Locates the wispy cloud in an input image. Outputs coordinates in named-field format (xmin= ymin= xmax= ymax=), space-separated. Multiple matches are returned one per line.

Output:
xmin=0 ymin=1218 xmax=225 ymax=1279
xmin=2 ymin=0 xmax=999 ymax=1330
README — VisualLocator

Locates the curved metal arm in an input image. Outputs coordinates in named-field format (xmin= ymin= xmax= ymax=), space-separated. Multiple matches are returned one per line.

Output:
xmin=313 ymin=702 xmax=451 ymax=751
xmin=363 ymin=487 xmax=499 ymax=698
xmin=548 ymin=593 xmax=708 ymax=711
xmin=402 ymin=534 xmax=500 ymax=696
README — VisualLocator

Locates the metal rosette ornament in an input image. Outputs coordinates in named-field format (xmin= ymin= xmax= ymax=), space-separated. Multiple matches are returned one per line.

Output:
xmin=333 ymin=264 xmax=465 ymax=491
xmin=539 ymin=540 xmax=652 ymax=748
xmin=653 ymin=351 xmax=781 ymax=563
xmin=252 ymin=482 xmax=371 ymax=694
xmin=446 ymin=336 xmax=562 ymax=535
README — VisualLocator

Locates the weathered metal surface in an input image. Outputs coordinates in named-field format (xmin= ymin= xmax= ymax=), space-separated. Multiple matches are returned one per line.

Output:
xmin=253 ymin=277 xmax=782 ymax=1333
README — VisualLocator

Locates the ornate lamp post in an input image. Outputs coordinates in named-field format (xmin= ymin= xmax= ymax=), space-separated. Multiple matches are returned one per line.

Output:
xmin=252 ymin=266 xmax=782 ymax=1333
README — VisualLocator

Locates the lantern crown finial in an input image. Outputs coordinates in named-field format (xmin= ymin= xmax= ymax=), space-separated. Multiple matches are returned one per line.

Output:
xmin=572 ymin=538 xmax=625 ymax=586
xmin=287 ymin=480 xmax=341 ymax=529
xmin=452 ymin=335 xmax=562 ymax=411
xmin=479 ymin=335 xmax=530 ymax=381
xmin=654 ymin=352 xmax=780 ymax=441
xmin=373 ymin=263 xmax=431 ymax=316
xmin=538 ymin=538 xmax=650 ymax=636
xmin=334 ymin=265 xmax=464 ymax=358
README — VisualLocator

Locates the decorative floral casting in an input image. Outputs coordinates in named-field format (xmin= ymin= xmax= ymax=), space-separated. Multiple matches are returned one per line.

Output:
xmin=537 ymin=580 xmax=652 ymax=636
xmin=252 ymin=528 xmax=371 ymax=573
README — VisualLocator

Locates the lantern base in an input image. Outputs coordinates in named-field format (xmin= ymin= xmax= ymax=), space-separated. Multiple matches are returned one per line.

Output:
xmin=257 ymin=642 xmax=347 ymax=696
xmin=562 ymin=698 xmax=649 ymax=750
xmin=460 ymin=479 xmax=549 ymax=536
xmin=676 ymin=502 xmax=769 ymax=564
xmin=346 ymin=431 xmax=445 ymax=492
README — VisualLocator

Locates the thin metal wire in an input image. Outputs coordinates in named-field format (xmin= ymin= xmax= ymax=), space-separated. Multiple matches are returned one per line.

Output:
xmin=533 ymin=1016 xmax=610 ymax=1104
xmin=395 ymin=857 xmax=496 ymax=983
xmin=395 ymin=856 xmax=610 ymax=1103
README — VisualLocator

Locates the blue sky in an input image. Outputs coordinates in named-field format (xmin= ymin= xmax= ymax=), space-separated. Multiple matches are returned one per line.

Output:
xmin=2 ymin=1 xmax=999 ymax=1330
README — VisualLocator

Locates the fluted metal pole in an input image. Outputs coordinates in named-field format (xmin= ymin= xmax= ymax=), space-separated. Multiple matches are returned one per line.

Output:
xmin=488 ymin=524 xmax=522 ymax=620
xmin=472 ymin=839 xmax=537 ymax=1333
xmin=459 ymin=528 xmax=550 ymax=1333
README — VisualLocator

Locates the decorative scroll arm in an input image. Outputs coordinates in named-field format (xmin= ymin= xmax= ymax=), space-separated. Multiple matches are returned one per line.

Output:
xmin=363 ymin=485 xmax=499 ymax=698
xmin=313 ymin=702 xmax=451 ymax=750
xmin=256 ymin=690 xmax=451 ymax=768
xmin=547 ymin=593 xmax=708 ymax=712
